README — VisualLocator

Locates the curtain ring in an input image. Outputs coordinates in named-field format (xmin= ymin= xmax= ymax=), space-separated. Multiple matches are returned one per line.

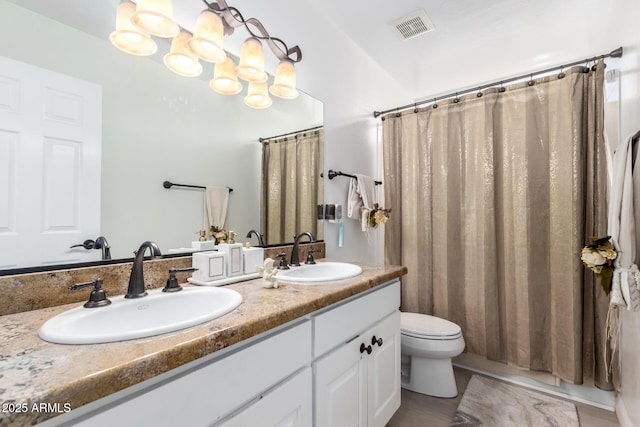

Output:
xmin=582 ymin=61 xmax=591 ymax=73
xmin=413 ymin=103 xmax=419 ymax=114
xmin=432 ymin=98 xmax=438 ymax=109
xmin=453 ymin=92 xmax=460 ymax=103
xmin=476 ymin=87 xmax=483 ymax=98
xmin=395 ymin=108 xmax=401 ymax=118
xmin=498 ymin=81 xmax=505 ymax=93
xmin=558 ymin=66 xmax=565 ymax=79
xmin=527 ymin=73 xmax=535 ymax=86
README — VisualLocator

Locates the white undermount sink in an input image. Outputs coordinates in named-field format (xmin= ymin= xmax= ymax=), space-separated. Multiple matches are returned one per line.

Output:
xmin=38 ymin=287 xmax=242 ymax=345
xmin=276 ymin=261 xmax=363 ymax=284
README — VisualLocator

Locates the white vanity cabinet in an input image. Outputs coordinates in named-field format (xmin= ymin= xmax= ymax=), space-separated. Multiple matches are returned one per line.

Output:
xmin=39 ymin=280 xmax=401 ymax=427
xmin=313 ymin=281 xmax=401 ymax=427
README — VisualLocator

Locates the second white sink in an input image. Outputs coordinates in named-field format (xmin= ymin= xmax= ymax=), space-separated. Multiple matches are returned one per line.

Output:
xmin=276 ymin=262 xmax=363 ymax=283
xmin=38 ymin=287 xmax=242 ymax=345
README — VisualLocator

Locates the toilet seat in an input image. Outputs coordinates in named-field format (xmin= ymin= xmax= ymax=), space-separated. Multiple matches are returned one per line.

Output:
xmin=401 ymin=312 xmax=462 ymax=340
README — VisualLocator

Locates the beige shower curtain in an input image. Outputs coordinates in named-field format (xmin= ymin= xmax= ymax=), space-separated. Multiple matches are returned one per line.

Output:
xmin=261 ymin=130 xmax=324 ymax=245
xmin=383 ymin=63 xmax=614 ymax=389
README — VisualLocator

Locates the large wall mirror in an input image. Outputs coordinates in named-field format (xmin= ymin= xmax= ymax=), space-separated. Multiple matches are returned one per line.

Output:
xmin=0 ymin=0 xmax=323 ymax=273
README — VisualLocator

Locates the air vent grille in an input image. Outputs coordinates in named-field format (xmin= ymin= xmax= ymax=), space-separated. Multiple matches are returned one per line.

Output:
xmin=390 ymin=10 xmax=435 ymax=41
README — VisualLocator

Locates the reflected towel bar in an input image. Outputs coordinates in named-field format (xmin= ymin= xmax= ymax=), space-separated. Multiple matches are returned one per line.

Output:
xmin=321 ymin=169 xmax=382 ymax=185
xmin=163 ymin=181 xmax=233 ymax=192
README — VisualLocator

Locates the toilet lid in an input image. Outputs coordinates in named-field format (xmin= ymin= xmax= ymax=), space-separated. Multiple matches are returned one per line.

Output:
xmin=401 ymin=312 xmax=462 ymax=339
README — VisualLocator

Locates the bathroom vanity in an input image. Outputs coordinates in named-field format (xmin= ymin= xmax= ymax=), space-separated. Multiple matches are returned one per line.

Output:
xmin=0 ymin=263 xmax=406 ymax=426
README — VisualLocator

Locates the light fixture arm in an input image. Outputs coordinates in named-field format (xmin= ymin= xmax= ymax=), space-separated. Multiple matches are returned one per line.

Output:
xmin=202 ymin=0 xmax=302 ymax=63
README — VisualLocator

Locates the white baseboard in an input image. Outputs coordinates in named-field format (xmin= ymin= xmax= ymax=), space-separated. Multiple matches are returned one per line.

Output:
xmin=616 ymin=396 xmax=633 ymax=427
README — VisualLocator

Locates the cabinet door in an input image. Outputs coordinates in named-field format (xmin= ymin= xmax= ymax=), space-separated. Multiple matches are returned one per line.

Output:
xmin=314 ymin=338 xmax=367 ymax=427
xmin=366 ymin=311 xmax=401 ymax=427
xmin=218 ymin=367 xmax=312 ymax=427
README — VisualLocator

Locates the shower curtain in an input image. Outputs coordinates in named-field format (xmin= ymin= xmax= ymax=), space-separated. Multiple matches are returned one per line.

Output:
xmin=382 ymin=63 xmax=614 ymax=389
xmin=261 ymin=129 xmax=324 ymax=245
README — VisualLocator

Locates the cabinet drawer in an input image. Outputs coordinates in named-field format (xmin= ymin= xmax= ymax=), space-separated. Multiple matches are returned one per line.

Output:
xmin=217 ymin=367 xmax=312 ymax=427
xmin=77 ymin=320 xmax=312 ymax=426
xmin=313 ymin=280 xmax=400 ymax=358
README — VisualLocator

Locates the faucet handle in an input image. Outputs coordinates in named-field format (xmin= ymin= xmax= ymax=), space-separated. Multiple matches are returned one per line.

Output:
xmin=305 ymin=250 xmax=321 ymax=265
xmin=163 ymin=268 xmax=198 ymax=293
xmin=70 ymin=278 xmax=111 ymax=308
xmin=275 ymin=253 xmax=290 ymax=270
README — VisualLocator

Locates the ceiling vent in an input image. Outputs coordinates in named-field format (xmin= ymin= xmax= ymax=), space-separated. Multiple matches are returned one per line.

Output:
xmin=390 ymin=9 xmax=435 ymax=41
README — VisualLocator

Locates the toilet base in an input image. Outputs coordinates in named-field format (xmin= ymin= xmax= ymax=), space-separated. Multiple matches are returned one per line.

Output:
xmin=401 ymin=356 xmax=458 ymax=398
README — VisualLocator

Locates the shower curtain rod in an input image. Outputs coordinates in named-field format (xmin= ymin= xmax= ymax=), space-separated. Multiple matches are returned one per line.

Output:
xmin=259 ymin=125 xmax=323 ymax=143
xmin=373 ymin=46 xmax=623 ymax=119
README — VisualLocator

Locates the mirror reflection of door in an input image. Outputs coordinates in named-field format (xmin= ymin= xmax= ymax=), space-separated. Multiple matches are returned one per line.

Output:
xmin=0 ymin=56 xmax=102 ymax=269
xmin=261 ymin=129 xmax=323 ymax=245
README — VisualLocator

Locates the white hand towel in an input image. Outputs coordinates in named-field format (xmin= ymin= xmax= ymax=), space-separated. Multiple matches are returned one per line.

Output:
xmin=204 ymin=186 xmax=229 ymax=232
xmin=347 ymin=178 xmax=363 ymax=219
xmin=347 ymin=174 xmax=376 ymax=220
xmin=356 ymin=174 xmax=375 ymax=209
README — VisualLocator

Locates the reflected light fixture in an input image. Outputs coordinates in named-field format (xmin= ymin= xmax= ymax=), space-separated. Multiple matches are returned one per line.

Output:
xmin=210 ymin=57 xmax=243 ymax=95
xmin=164 ymin=30 xmax=203 ymax=77
xmin=110 ymin=0 xmax=302 ymax=109
xmin=131 ymin=0 xmax=180 ymax=38
xmin=244 ymin=81 xmax=273 ymax=109
xmin=110 ymin=1 xmax=157 ymax=56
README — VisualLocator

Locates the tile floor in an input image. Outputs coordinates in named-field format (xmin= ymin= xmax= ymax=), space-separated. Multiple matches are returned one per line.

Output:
xmin=386 ymin=367 xmax=620 ymax=426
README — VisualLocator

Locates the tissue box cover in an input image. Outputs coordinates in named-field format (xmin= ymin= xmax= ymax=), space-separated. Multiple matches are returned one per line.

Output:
xmin=192 ymin=251 xmax=225 ymax=281
xmin=216 ymin=243 xmax=244 ymax=277
xmin=243 ymin=247 xmax=264 ymax=275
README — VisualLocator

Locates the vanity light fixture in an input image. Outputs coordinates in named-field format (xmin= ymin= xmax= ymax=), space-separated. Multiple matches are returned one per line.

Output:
xmin=236 ymin=37 xmax=268 ymax=83
xmin=269 ymin=59 xmax=299 ymax=99
xmin=110 ymin=0 xmax=302 ymax=109
xmin=188 ymin=10 xmax=226 ymax=63
xmin=110 ymin=2 xmax=158 ymax=56
xmin=131 ymin=0 xmax=180 ymax=38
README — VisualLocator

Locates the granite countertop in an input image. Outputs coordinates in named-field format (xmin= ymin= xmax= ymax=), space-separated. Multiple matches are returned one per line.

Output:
xmin=0 ymin=262 xmax=406 ymax=426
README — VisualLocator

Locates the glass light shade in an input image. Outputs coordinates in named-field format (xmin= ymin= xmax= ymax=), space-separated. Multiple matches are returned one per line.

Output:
xmin=236 ymin=37 xmax=268 ymax=83
xmin=131 ymin=0 xmax=179 ymax=38
xmin=269 ymin=60 xmax=299 ymax=99
xmin=188 ymin=11 xmax=226 ymax=63
xmin=110 ymin=2 xmax=157 ymax=56
xmin=244 ymin=81 xmax=272 ymax=109
xmin=210 ymin=57 xmax=243 ymax=95
xmin=163 ymin=31 xmax=203 ymax=77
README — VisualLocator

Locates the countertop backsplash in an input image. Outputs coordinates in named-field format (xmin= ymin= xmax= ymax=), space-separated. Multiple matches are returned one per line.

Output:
xmin=0 ymin=242 xmax=325 ymax=316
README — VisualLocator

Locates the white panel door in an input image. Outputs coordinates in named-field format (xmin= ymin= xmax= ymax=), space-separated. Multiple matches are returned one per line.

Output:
xmin=0 ymin=56 xmax=101 ymax=268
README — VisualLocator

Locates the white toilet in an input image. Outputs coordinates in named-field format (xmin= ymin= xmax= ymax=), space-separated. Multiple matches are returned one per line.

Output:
xmin=400 ymin=312 xmax=465 ymax=398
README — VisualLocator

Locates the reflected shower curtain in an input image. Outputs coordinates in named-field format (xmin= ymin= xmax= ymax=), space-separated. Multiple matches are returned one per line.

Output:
xmin=261 ymin=130 xmax=324 ymax=245
xmin=383 ymin=64 xmax=614 ymax=388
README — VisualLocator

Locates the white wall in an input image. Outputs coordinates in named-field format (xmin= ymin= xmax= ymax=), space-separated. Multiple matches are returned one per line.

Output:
xmin=235 ymin=0 xmax=411 ymax=263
